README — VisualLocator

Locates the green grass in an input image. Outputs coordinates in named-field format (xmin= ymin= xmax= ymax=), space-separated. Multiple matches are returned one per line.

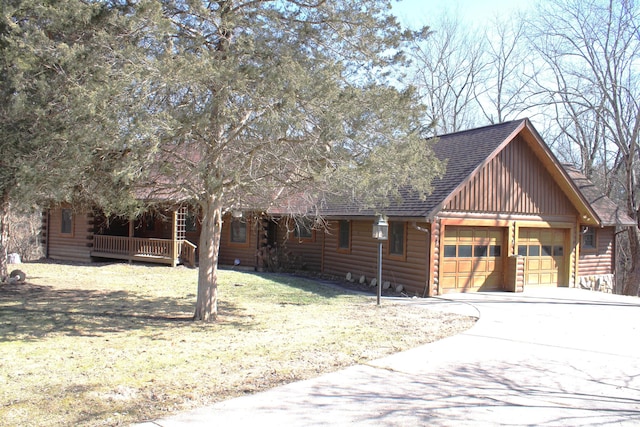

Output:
xmin=0 ymin=261 xmax=475 ymax=426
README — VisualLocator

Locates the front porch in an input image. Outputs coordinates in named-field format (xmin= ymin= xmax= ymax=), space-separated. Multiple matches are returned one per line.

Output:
xmin=90 ymin=207 xmax=197 ymax=267
xmin=91 ymin=235 xmax=196 ymax=267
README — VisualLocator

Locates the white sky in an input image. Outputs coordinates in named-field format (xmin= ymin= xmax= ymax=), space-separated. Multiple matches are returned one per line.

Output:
xmin=392 ymin=0 xmax=531 ymax=29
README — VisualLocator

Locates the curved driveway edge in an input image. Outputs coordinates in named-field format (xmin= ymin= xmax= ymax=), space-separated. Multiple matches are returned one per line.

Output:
xmin=134 ymin=288 xmax=640 ymax=426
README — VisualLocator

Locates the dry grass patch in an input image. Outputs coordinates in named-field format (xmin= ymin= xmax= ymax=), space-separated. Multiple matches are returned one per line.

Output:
xmin=0 ymin=261 xmax=475 ymax=426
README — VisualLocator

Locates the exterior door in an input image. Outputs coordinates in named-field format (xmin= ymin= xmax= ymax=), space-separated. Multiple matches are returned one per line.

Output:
xmin=441 ymin=226 xmax=505 ymax=292
xmin=517 ymin=228 xmax=566 ymax=286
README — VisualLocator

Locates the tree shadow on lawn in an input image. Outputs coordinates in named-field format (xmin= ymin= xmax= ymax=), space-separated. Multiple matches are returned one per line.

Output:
xmin=0 ymin=281 xmax=249 ymax=342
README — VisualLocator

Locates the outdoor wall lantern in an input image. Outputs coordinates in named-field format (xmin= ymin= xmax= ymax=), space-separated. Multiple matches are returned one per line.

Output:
xmin=372 ymin=215 xmax=388 ymax=306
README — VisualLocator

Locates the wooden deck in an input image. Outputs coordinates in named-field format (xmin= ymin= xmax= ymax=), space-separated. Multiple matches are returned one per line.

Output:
xmin=92 ymin=235 xmax=196 ymax=267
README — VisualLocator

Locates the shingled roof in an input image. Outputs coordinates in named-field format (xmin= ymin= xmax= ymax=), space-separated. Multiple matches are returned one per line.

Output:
xmin=562 ymin=164 xmax=635 ymax=226
xmin=319 ymin=119 xmax=526 ymax=218
xmin=317 ymin=119 xmax=633 ymax=227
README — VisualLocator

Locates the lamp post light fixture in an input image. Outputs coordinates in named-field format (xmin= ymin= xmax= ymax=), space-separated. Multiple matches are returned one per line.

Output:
xmin=372 ymin=215 xmax=388 ymax=306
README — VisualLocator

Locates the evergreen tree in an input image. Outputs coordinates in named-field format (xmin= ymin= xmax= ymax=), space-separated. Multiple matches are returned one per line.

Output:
xmin=0 ymin=0 xmax=156 ymax=278
xmin=122 ymin=0 xmax=443 ymax=321
xmin=3 ymin=0 xmax=444 ymax=319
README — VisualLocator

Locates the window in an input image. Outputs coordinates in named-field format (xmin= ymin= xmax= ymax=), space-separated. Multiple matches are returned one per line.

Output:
xmin=293 ymin=218 xmax=314 ymax=241
xmin=458 ymin=245 xmax=472 ymax=257
xmin=185 ymin=212 xmax=197 ymax=232
xmin=445 ymin=244 xmax=501 ymax=258
xmin=542 ymin=245 xmax=553 ymax=256
xmin=582 ymin=227 xmax=597 ymax=250
xmin=474 ymin=245 xmax=488 ymax=258
xmin=517 ymin=245 xmax=527 ymax=257
xmin=61 ymin=209 xmax=73 ymax=234
xmin=444 ymin=245 xmax=457 ymax=258
xmin=528 ymin=245 xmax=540 ymax=256
xmin=554 ymin=246 xmax=564 ymax=256
xmin=338 ymin=220 xmax=351 ymax=250
xmin=389 ymin=222 xmax=405 ymax=256
xmin=230 ymin=218 xmax=247 ymax=244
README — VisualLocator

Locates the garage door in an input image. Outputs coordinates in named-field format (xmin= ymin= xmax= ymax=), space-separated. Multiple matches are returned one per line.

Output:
xmin=517 ymin=228 xmax=566 ymax=286
xmin=441 ymin=227 xmax=504 ymax=292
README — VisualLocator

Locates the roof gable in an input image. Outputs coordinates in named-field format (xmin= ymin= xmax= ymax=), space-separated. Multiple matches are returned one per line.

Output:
xmin=427 ymin=119 xmax=603 ymax=224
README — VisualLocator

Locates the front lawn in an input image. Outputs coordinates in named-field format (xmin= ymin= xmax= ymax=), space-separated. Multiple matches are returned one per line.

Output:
xmin=0 ymin=261 xmax=475 ymax=426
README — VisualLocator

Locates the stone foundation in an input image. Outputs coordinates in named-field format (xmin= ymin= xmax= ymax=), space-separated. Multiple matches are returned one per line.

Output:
xmin=578 ymin=274 xmax=614 ymax=293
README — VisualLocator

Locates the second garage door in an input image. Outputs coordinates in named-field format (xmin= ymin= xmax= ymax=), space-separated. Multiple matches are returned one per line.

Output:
xmin=441 ymin=226 xmax=505 ymax=292
xmin=517 ymin=228 xmax=566 ymax=286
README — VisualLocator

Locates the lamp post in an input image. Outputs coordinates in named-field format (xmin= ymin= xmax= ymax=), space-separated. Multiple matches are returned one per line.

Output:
xmin=372 ymin=215 xmax=388 ymax=306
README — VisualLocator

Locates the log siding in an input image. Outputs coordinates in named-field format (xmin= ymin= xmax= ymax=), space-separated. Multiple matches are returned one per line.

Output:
xmin=218 ymin=214 xmax=259 ymax=269
xmin=578 ymin=226 xmax=614 ymax=277
xmin=321 ymin=220 xmax=430 ymax=296
xmin=273 ymin=220 xmax=323 ymax=272
xmin=47 ymin=205 xmax=93 ymax=263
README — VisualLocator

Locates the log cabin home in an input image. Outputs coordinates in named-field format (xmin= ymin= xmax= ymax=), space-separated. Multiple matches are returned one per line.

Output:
xmin=42 ymin=119 xmax=634 ymax=295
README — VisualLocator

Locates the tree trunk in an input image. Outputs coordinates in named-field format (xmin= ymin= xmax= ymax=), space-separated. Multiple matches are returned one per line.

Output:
xmin=622 ymin=225 xmax=640 ymax=297
xmin=193 ymin=195 xmax=224 ymax=321
xmin=0 ymin=191 xmax=9 ymax=281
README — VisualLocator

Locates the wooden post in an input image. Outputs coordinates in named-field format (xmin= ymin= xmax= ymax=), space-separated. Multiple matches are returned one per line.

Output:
xmin=171 ymin=210 xmax=178 ymax=267
xmin=128 ymin=218 xmax=134 ymax=263
xmin=426 ymin=221 xmax=437 ymax=297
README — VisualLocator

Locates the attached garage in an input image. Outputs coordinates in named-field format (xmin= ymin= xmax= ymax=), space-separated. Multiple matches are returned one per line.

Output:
xmin=517 ymin=228 xmax=567 ymax=286
xmin=441 ymin=226 xmax=505 ymax=292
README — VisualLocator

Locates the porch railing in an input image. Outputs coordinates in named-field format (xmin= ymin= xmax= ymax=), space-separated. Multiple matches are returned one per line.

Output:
xmin=93 ymin=235 xmax=131 ymax=256
xmin=93 ymin=235 xmax=198 ymax=267
xmin=181 ymin=240 xmax=197 ymax=268
xmin=92 ymin=235 xmax=176 ymax=262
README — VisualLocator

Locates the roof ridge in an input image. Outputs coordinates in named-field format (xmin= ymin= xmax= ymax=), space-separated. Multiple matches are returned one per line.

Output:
xmin=430 ymin=118 xmax=526 ymax=139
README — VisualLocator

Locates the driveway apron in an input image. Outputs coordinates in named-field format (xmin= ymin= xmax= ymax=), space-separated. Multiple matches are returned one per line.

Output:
xmin=135 ymin=288 xmax=640 ymax=426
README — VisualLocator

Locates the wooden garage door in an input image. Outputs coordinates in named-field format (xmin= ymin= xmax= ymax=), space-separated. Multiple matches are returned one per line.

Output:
xmin=517 ymin=228 xmax=565 ymax=286
xmin=441 ymin=227 xmax=504 ymax=292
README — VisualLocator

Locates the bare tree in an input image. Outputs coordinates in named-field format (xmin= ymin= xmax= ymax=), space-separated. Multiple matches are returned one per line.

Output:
xmin=409 ymin=13 xmax=487 ymax=134
xmin=527 ymin=0 xmax=640 ymax=295
xmin=476 ymin=15 xmax=534 ymax=124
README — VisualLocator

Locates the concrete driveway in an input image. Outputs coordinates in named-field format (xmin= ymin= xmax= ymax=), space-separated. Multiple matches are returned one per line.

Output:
xmin=136 ymin=288 xmax=640 ymax=426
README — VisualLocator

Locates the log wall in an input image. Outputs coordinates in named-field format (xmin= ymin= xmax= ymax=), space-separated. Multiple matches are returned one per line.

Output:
xmin=46 ymin=206 xmax=94 ymax=263
xmin=578 ymin=226 xmax=614 ymax=276
xmin=273 ymin=220 xmax=323 ymax=272
xmin=217 ymin=214 xmax=259 ymax=269
xmin=321 ymin=219 xmax=430 ymax=296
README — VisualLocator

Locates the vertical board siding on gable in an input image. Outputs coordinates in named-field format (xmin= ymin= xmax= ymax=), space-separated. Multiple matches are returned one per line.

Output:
xmin=47 ymin=207 xmax=93 ymax=263
xmin=579 ymin=227 xmax=614 ymax=276
xmin=322 ymin=220 xmax=430 ymax=296
xmin=446 ymin=136 xmax=577 ymax=215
